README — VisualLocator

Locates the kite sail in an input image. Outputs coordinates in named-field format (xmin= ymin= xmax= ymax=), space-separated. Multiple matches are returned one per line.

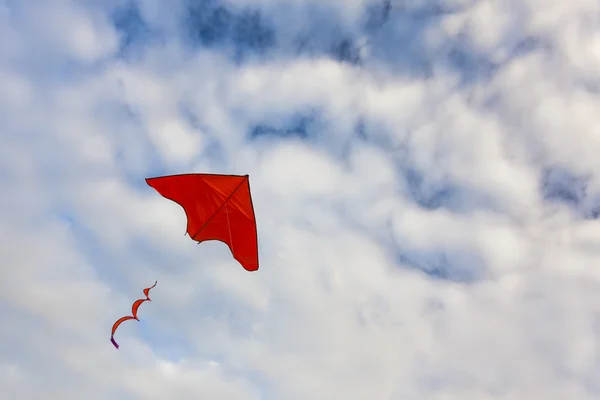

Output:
xmin=145 ymin=173 xmax=259 ymax=271
xmin=110 ymin=281 xmax=157 ymax=349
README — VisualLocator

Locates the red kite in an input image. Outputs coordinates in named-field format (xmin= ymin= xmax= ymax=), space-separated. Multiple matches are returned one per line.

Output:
xmin=111 ymin=281 xmax=157 ymax=349
xmin=145 ymin=173 xmax=259 ymax=271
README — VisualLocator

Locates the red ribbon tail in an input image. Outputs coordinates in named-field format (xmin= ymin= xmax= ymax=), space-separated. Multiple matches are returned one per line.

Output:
xmin=111 ymin=336 xmax=119 ymax=349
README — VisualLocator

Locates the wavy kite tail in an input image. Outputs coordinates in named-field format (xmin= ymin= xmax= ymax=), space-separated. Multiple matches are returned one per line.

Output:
xmin=110 ymin=281 xmax=157 ymax=350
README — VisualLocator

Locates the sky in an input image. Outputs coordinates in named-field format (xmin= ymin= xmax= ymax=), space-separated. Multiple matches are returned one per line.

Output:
xmin=1 ymin=0 xmax=600 ymax=398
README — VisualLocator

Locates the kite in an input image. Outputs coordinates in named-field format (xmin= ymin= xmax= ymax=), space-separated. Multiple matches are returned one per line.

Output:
xmin=110 ymin=281 xmax=157 ymax=349
xmin=145 ymin=173 xmax=259 ymax=271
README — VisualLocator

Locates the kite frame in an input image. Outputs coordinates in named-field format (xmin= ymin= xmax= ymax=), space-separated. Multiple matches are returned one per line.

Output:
xmin=145 ymin=173 xmax=260 ymax=270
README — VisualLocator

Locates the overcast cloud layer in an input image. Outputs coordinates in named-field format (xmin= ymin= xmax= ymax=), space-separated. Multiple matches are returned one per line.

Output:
xmin=2 ymin=0 xmax=600 ymax=399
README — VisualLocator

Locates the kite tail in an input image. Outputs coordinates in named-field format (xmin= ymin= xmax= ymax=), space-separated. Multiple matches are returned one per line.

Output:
xmin=110 ymin=281 xmax=157 ymax=350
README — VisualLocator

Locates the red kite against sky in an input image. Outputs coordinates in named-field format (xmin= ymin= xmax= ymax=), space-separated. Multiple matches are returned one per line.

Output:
xmin=110 ymin=174 xmax=258 ymax=349
xmin=145 ymin=173 xmax=259 ymax=271
xmin=111 ymin=281 xmax=157 ymax=349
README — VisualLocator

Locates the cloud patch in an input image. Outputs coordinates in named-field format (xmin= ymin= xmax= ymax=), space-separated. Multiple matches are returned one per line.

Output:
xmin=2 ymin=0 xmax=600 ymax=399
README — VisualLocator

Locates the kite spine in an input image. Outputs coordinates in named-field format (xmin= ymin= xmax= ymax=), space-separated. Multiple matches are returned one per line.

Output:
xmin=191 ymin=175 xmax=248 ymax=241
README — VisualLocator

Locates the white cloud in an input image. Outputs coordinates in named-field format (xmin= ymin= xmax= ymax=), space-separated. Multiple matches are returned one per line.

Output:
xmin=11 ymin=0 xmax=119 ymax=63
xmin=1 ymin=0 xmax=600 ymax=399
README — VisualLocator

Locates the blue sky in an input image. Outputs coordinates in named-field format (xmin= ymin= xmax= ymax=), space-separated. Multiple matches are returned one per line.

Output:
xmin=2 ymin=0 xmax=600 ymax=398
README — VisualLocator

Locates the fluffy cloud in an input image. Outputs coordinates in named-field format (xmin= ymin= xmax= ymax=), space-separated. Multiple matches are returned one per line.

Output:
xmin=1 ymin=0 xmax=600 ymax=399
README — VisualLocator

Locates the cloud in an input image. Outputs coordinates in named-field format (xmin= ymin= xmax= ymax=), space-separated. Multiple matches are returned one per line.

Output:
xmin=1 ymin=0 xmax=600 ymax=399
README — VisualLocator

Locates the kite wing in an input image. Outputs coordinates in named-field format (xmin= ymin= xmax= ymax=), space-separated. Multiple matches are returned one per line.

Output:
xmin=145 ymin=173 xmax=259 ymax=271
xmin=110 ymin=281 xmax=157 ymax=349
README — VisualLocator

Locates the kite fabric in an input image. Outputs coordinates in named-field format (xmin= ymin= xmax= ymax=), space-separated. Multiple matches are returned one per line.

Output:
xmin=110 ymin=281 xmax=157 ymax=349
xmin=145 ymin=173 xmax=259 ymax=271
